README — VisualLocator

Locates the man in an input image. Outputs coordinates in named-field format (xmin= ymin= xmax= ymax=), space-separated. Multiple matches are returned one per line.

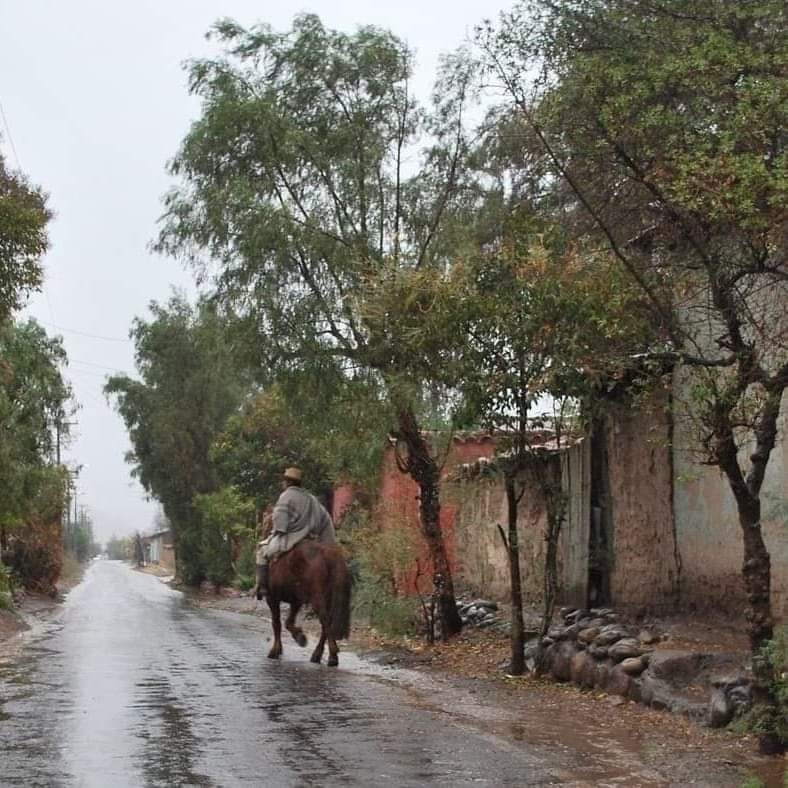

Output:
xmin=254 ymin=466 xmax=336 ymax=599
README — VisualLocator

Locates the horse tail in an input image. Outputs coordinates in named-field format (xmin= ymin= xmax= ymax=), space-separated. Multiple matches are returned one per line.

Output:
xmin=329 ymin=559 xmax=352 ymax=640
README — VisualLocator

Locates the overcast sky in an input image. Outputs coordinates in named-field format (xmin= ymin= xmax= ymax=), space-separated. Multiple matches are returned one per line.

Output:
xmin=0 ymin=0 xmax=509 ymax=544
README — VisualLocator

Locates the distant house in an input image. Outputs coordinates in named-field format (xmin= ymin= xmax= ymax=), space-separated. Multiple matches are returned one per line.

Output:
xmin=142 ymin=529 xmax=175 ymax=573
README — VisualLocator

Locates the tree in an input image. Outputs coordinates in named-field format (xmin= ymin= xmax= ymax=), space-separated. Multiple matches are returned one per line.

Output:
xmin=105 ymin=295 xmax=247 ymax=584
xmin=0 ymin=150 xmax=50 ymax=319
xmin=0 ymin=319 xmax=71 ymax=553
xmin=480 ymin=0 xmax=787 ymax=657
xmin=158 ymin=15 xmax=481 ymax=636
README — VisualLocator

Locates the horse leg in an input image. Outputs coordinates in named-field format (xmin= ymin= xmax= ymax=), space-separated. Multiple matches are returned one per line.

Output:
xmin=267 ymin=599 xmax=283 ymax=659
xmin=285 ymin=602 xmax=307 ymax=648
xmin=310 ymin=630 xmax=326 ymax=664
xmin=327 ymin=635 xmax=339 ymax=667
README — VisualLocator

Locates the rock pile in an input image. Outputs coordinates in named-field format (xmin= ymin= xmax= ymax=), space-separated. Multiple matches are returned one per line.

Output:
xmin=456 ymin=598 xmax=501 ymax=629
xmin=524 ymin=607 xmax=752 ymax=728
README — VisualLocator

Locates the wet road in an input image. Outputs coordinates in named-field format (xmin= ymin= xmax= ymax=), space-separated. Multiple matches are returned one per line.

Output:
xmin=1 ymin=562 xmax=783 ymax=787
xmin=0 ymin=561 xmax=568 ymax=787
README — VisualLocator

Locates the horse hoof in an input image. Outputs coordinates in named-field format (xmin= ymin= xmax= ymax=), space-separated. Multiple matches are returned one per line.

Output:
xmin=267 ymin=651 xmax=281 ymax=660
xmin=310 ymin=654 xmax=322 ymax=664
xmin=295 ymin=633 xmax=308 ymax=648
xmin=327 ymin=657 xmax=338 ymax=667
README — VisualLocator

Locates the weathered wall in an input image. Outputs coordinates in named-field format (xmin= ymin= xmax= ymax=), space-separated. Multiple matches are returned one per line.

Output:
xmin=604 ymin=393 xmax=679 ymax=615
xmin=447 ymin=441 xmax=590 ymax=606
xmin=672 ymin=383 xmax=788 ymax=622
xmin=375 ymin=435 xmax=497 ymax=594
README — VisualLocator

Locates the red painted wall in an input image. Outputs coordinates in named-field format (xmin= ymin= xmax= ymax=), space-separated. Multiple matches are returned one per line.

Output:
xmin=374 ymin=436 xmax=496 ymax=594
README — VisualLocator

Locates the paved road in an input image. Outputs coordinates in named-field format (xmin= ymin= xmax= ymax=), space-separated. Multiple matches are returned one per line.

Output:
xmin=0 ymin=561 xmax=568 ymax=787
xmin=0 ymin=561 xmax=782 ymax=787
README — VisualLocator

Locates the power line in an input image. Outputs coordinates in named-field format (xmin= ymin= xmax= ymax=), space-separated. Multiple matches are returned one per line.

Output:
xmin=69 ymin=357 xmax=132 ymax=374
xmin=0 ymin=99 xmax=22 ymax=169
xmin=39 ymin=320 xmax=130 ymax=343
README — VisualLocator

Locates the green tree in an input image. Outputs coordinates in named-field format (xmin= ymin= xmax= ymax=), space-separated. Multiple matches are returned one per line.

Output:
xmin=0 ymin=150 xmax=51 ymax=319
xmin=158 ymin=15 xmax=481 ymax=636
xmin=105 ymin=295 xmax=246 ymax=584
xmin=480 ymin=0 xmax=787 ymax=657
xmin=0 ymin=319 xmax=71 ymax=551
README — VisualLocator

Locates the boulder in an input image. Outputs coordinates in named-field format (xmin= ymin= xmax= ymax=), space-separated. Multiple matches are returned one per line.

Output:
xmin=570 ymin=650 xmax=597 ymax=688
xmin=594 ymin=662 xmax=611 ymax=690
xmin=474 ymin=599 xmax=499 ymax=611
xmin=638 ymin=629 xmax=660 ymax=645
xmin=588 ymin=644 xmax=610 ymax=660
xmin=609 ymin=638 xmax=643 ymax=662
xmin=621 ymin=657 xmax=646 ymax=675
xmin=578 ymin=627 xmax=601 ymax=644
xmin=606 ymin=665 xmax=633 ymax=697
xmin=550 ymin=640 xmax=576 ymax=682
xmin=709 ymin=688 xmax=733 ymax=728
xmin=595 ymin=629 xmax=627 ymax=646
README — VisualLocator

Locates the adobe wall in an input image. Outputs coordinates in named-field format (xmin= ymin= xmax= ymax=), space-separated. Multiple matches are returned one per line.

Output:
xmin=447 ymin=441 xmax=590 ymax=607
xmin=603 ymin=392 xmax=679 ymax=615
xmin=672 ymin=383 xmax=788 ymax=622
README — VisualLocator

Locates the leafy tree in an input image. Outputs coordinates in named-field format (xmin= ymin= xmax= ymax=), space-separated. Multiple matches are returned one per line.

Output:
xmin=479 ymin=0 xmax=787 ymax=657
xmin=0 ymin=150 xmax=51 ymax=319
xmin=0 ymin=319 xmax=71 ymax=553
xmin=105 ymin=295 xmax=247 ymax=584
xmin=158 ymin=15 xmax=481 ymax=635
xmin=193 ymin=485 xmax=255 ymax=587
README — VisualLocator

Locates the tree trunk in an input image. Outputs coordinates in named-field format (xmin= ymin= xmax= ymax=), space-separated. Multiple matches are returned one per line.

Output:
xmin=736 ymin=494 xmax=773 ymax=657
xmin=395 ymin=407 xmax=462 ymax=639
xmin=716 ymin=427 xmax=775 ymax=659
xmin=504 ymin=474 xmax=525 ymax=675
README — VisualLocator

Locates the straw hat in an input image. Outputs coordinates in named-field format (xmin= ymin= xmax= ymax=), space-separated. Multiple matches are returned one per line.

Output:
xmin=283 ymin=466 xmax=303 ymax=482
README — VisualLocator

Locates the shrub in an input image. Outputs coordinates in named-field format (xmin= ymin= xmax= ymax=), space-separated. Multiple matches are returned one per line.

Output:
xmin=4 ymin=515 xmax=62 ymax=594
xmin=0 ymin=561 xmax=13 ymax=609
xmin=342 ymin=505 xmax=421 ymax=637
xmin=732 ymin=626 xmax=787 ymax=753
xmin=233 ymin=538 xmax=256 ymax=591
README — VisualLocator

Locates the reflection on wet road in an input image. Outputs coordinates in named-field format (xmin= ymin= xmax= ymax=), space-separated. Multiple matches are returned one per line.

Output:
xmin=1 ymin=561 xmax=557 ymax=786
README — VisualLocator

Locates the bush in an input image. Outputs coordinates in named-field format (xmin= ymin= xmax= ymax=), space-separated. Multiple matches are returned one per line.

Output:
xmin=342 ymin=505 xmax=421 ymax=637
xmin=731 ymin=626 xmax=787 ymax=753
xmin=233 ymin=538 xmax=256 ymax=591
xmin=5 ymin=516 xmax=62 ymax=594
xmin=0 ymin=561 xmax=13 ymax=609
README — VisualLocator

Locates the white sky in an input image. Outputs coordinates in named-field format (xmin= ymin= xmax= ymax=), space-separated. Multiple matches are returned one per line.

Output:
xmin=0 ymin=0 xmax=508 ymax=544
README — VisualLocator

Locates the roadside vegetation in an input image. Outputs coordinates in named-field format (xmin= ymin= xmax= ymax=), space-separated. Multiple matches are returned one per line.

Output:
xmin=0 ymin=147 xmax=78 ymax=599
xmin=96 ymin=0 xmax=785 ymax=750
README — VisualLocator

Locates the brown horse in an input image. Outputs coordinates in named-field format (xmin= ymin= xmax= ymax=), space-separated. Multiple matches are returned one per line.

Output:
xmin=262 ymin=539 xmax=352 ymax=666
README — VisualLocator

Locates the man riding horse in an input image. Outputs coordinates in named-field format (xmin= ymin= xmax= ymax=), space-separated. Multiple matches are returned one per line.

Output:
xmin=254 ymin=466 xmax=336 ymax=599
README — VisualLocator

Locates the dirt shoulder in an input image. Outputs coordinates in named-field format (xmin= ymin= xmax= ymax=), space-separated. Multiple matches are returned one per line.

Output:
xmin=0 ymin=563 xmax=87 ymax=658
xmin=183 ymin=586 xmax=785 ymax=785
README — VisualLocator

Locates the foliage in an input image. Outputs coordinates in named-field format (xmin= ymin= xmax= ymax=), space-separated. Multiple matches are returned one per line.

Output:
xmin=732 ymin=626 xmax=788 ymax=748
xmin=63 ymin=510 xmax=99 ymax=563
xmin=158 ymin=13 xmax=480 ymax=636
xmin=0 ymin=150 xmax=51 ymax=319
xmin=194 ymin=485 xmax=256 ymax=587
xmin=479 ymin=0 xmax=787 ymax=655
xmin=233 ymin=539 xmax=256 ymax=591
xmin=0 ymin=319 xmax=71 ymax=535
xmin=0 ymin=561 xmax=13 ymax=609
xmin=104 ymin=295 xmax=247 ymax=584
xmin=342 ymin=505 xmax=421 ymax=637
xmin=105 ymin=534 xmax=132 ymax=561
